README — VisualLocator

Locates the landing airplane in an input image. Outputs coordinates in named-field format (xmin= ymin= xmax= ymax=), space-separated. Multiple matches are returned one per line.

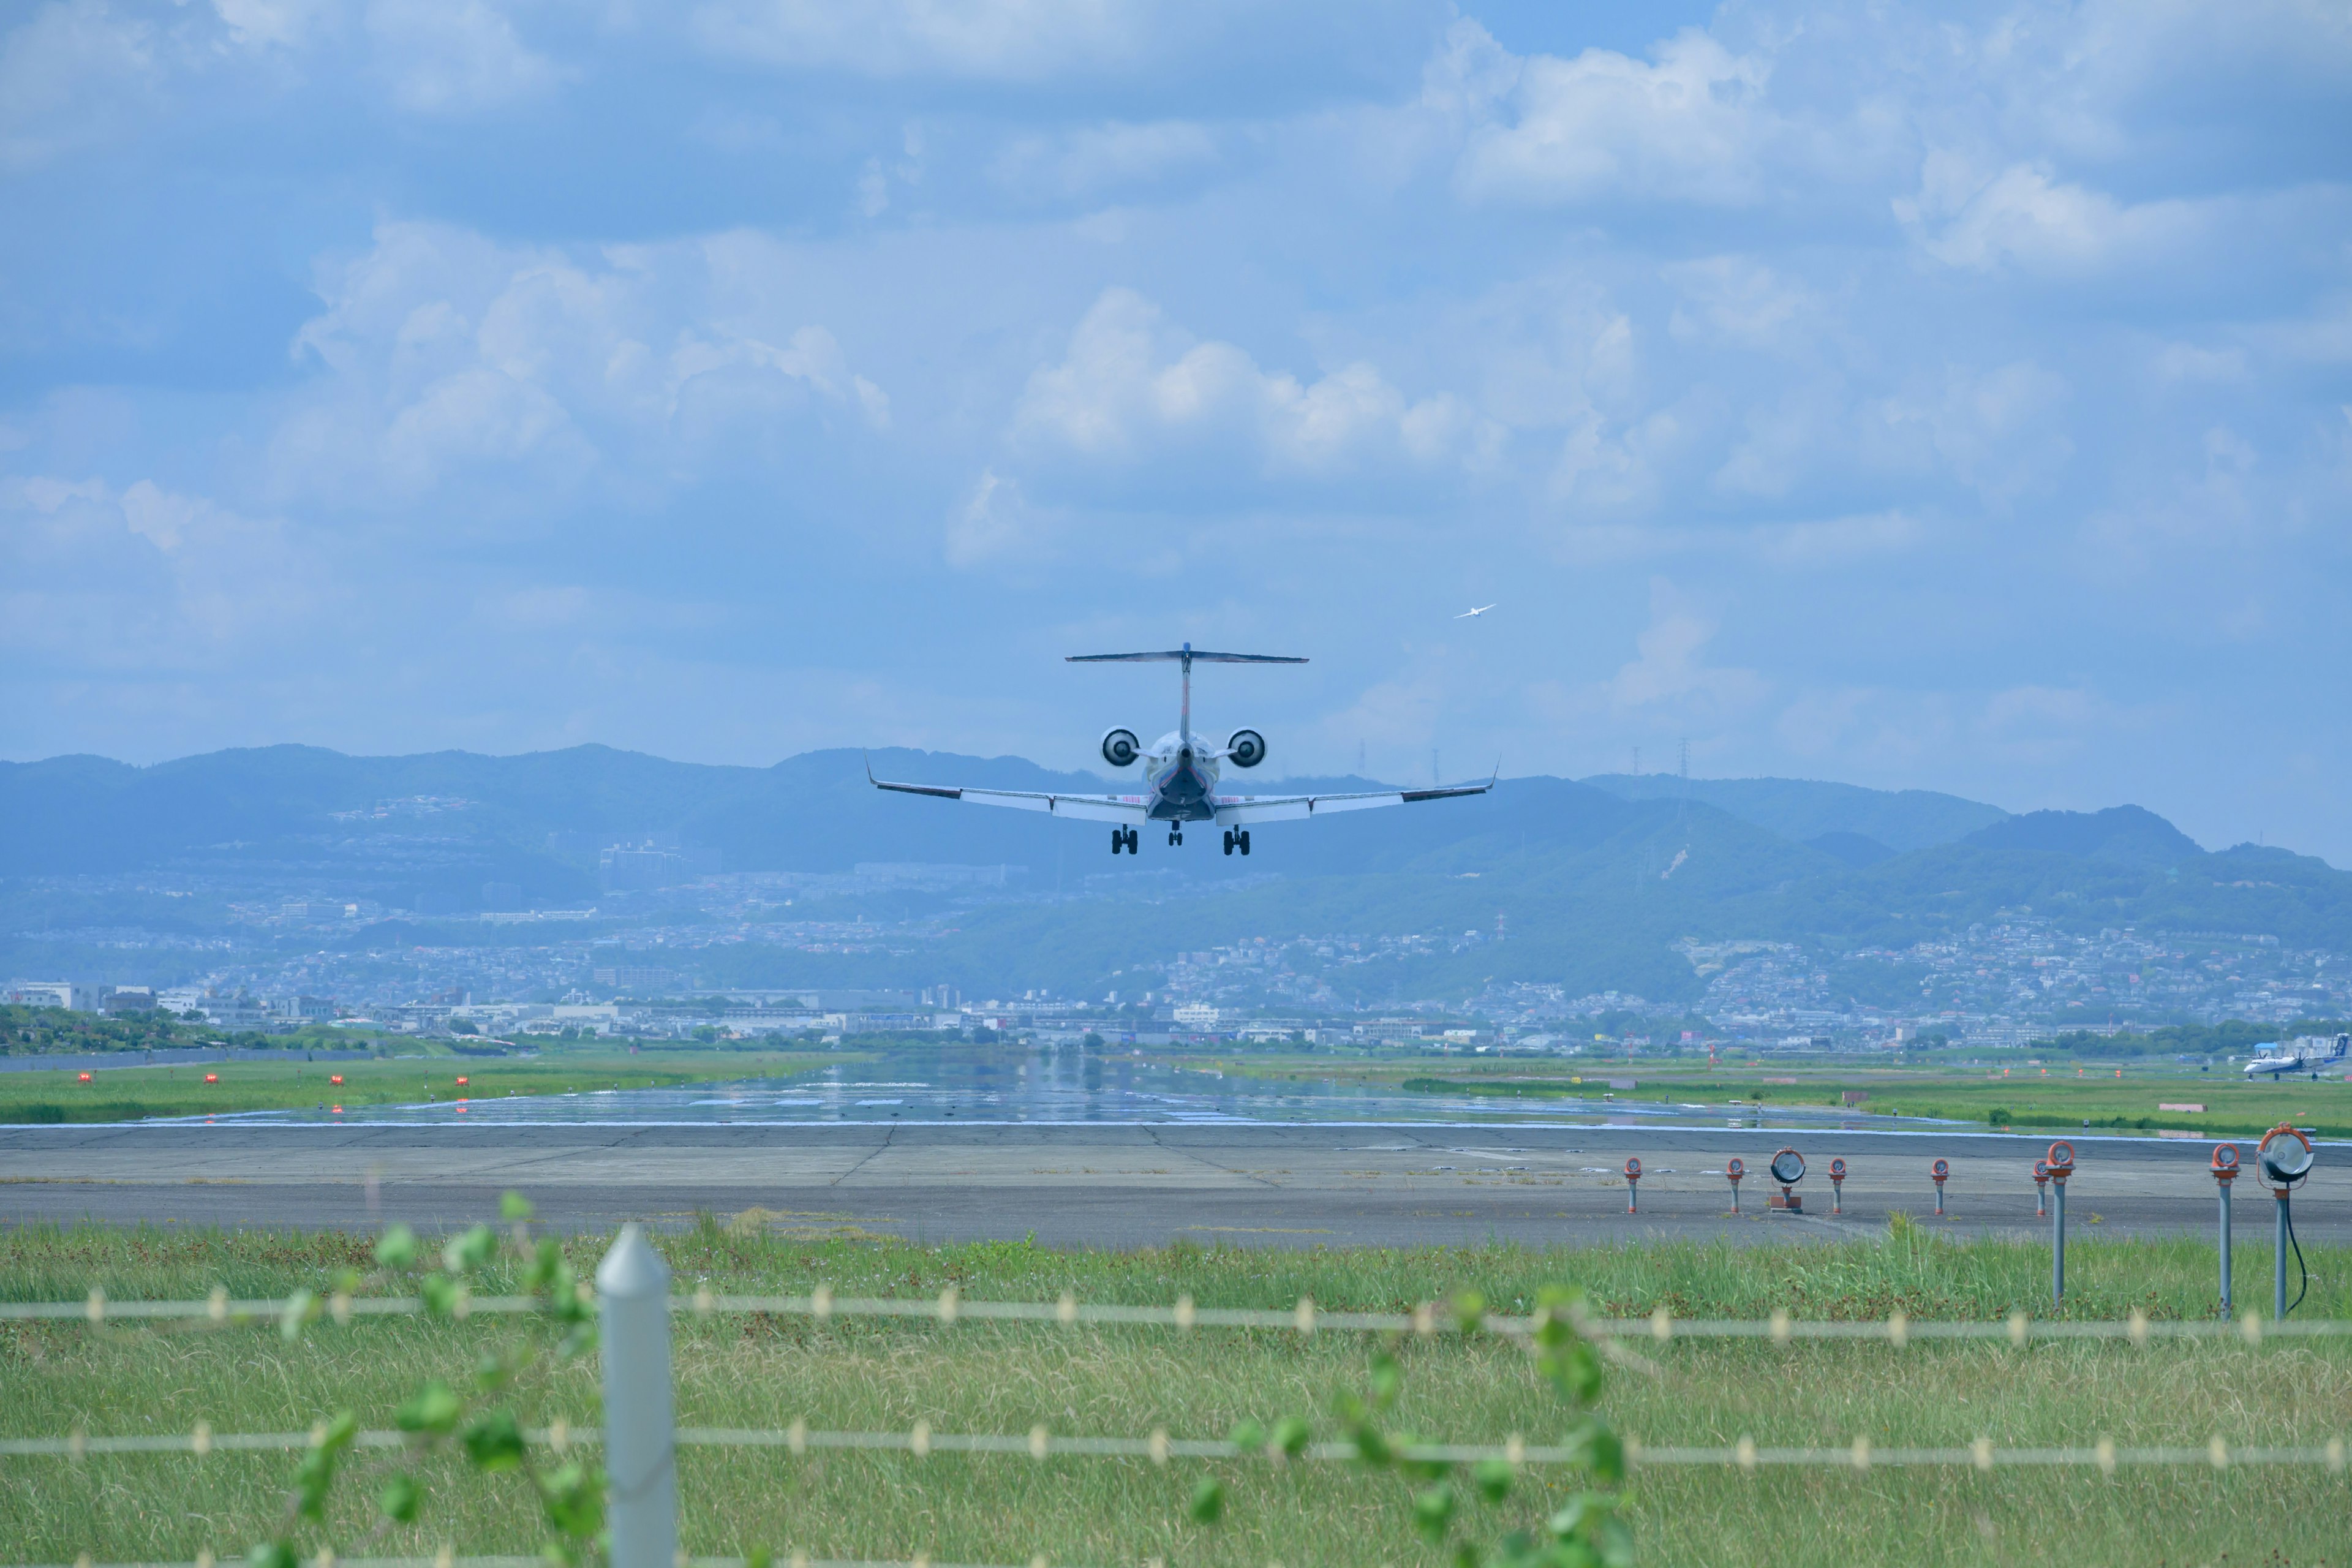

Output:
xmin=869 ymin=644 xmax=1494 ymax=856
xmin=1457 ymin=604 xmax=1496 ymax=618
xmin=2243 ymin=1033 xmax=2348 ymax=1079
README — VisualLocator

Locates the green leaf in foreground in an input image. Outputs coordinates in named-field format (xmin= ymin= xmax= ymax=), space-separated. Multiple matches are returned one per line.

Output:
xmin=443 ymin=1224 xmax=499 ymax=1275
xmin=462 ymin=1408 xmax=527 ymax=1472
xmin=395 ymin=1379 xmax=463 ymax=1436
xmin=378 ymin=1472 xmax=421 ymax=1524
xmin=538 ymin=1460 xmax=605 ymax=1537
xmin=1188 ymin=1477 xmax=1226 ymax=1524
xmin=374 ymin=1224 xmax=417 ymax=1270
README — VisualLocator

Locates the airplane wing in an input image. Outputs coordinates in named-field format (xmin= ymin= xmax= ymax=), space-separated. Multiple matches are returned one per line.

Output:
xmin=868 ymin=760 xmax=1150 ymax=823
xmin=1212 ymin=777 xmax=1495 ymax=826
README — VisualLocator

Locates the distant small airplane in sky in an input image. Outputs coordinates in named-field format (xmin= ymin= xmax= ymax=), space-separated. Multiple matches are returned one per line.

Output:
xmin=1456 ymin=604 xmax=1496 ymax=618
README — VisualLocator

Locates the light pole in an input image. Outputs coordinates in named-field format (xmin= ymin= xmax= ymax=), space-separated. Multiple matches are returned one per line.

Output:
xmin=1931 ymin=1157 xmax=1948 ymax=1217
xmin=2211 ymin=1144 xmax=2239 ymax=1315
xmin=2256 ymin=1125 xmax=2315 ymax=1321
xmin=1725 ymin=1157 xmax=1744 ymax=1213
xmin=1624 ymin=1155 xmax=1642 ymax=1215
xmin=2046 ymin=1141 xmax=2076 ymax=1308
xmin=1828 ymin=1156 xmax=1845 ymax=1215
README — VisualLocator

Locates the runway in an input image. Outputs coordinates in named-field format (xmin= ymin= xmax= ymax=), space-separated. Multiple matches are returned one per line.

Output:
xmin=3 ymin=1122 xmax=2339 ymax=1247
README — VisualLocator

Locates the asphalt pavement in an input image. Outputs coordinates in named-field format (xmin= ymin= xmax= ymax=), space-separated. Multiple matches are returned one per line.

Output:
xmin=2 ymin=1121 xmax=2339 ymax=1247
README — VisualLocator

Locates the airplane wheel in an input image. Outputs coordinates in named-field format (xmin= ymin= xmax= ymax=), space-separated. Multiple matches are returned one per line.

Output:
xmin=1239 ymin=830 xmax=1251 ymax=856
xmin=1125 ymin=828 xmax=1138 ymax=853
xmin=1222 ymin=831 xmax=1234 ymax=856
xmin=1110 ymin=829 xmax=1123 ymax=855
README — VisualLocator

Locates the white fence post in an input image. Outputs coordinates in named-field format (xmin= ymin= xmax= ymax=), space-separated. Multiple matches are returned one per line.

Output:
xmin=599 ymin=1223 xmax=677 ymax=1568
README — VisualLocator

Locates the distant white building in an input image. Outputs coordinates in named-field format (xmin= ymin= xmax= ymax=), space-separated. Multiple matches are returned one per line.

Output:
xmin=1172 ymin=1003 xmax=1219 ymax=1028
xmin=7 ymin=981 xmax=97 ymax=1011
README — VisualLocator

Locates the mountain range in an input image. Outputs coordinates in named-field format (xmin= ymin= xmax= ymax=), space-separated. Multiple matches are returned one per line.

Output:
xmin=2 ymin=745 xmax=2346 ymax=1002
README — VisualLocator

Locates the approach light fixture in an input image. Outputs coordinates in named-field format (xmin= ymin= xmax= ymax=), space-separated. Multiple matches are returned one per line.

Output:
xmin=1725 ymin=1157 xmax=1745 ymax=1212
xmin=1769 ymin=1147 xmax=1805 ymax=1210
xmin=2212 ymin=1144 xmax=2242 ymax=1314
xmin=1828 ymin=1156 xmax=1847 ymax=1215
xmin=1623 ymin=1156 xmax=1643 ymax=1214
xmin=2044 ymin=1142 xmax=2076 ymax=1307
xmin=2257 ymin=1125 xmax=2315 ymax=1321
xmin=1931 ymin=1157 xmax=1950 ymax=1216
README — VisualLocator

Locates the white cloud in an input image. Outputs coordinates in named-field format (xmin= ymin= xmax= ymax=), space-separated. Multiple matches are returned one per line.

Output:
xmin=1608 ymin=579 xmax=1765 ymax=715
xmin=989 ymin=119 xmax=1223 ymax=204
xmin=212 ymin=0 xmax=336 ymax=50
xmin=1011 ymin=287 xmax=1500 ymax=482
xmin=0 ymin=475 xmax=331 ymax=668
xmin=271 ymin=222 xmax=888 ymax=505
xmin=364 ymin=0 xmax=562 ymax=115
xmin=1452 ymin=26 xmax=1776 ymax=206
xmin=0 ymin=0 xmax=159 ymax=170
xmin=687 ymin=0 xmax=1147 ymax=80
xmin=1895 ymin=154 xmax=2209 ymax=275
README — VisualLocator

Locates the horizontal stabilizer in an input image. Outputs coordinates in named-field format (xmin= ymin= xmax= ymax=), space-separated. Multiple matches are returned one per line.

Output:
xmin=1068 ymin=649 xmax=1306 ymax=664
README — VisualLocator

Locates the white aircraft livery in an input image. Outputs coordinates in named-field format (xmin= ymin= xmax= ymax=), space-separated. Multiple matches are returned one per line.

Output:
xmin=2243 ymin=1033 xmax=2348 ymax=1079
xmin=870 ymin=643 xmax=1494 ymax=857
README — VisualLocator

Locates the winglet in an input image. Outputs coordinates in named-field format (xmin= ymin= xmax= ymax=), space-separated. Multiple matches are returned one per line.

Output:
xmin=863 ymin=748 xmax=874 ymax=785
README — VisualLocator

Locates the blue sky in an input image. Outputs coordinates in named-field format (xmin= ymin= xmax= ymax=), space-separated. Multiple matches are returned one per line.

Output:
xmin=4 ymin=0 xmax=2349 ymax=858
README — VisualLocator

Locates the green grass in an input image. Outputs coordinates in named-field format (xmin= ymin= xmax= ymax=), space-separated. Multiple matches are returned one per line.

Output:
xmin=1204 ymin=1050 xmax=2352 ymax=1139
xmin=0 ymin=1047 xmax=842 ymax=1124
xmin=2 ymin=1222 xmax=2349 ymax=1566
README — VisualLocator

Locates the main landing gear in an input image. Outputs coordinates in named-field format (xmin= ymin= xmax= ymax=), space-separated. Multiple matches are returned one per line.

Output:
xmin=1108 ymin=827 xmax=1139 ymax=855
xmin=1222 ymin=829 xmax=1252 ymax=856
xmin=1167 ymin=826 xmax=1183 ymax=846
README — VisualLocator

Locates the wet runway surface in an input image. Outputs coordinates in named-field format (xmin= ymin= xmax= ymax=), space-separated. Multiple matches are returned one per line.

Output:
xmin=134 ymin=1047 xmax=1942 ymax=1133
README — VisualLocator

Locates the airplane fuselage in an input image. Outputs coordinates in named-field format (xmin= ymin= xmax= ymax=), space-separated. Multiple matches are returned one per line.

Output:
xmin=1140 ymin=731 xmax=1220 ymax=821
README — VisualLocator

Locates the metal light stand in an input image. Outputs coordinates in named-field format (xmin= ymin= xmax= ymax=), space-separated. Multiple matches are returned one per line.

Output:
xmin=1768 ymin=1147 xmax=1806 ymax=1211
xmin=2211 ymin=1144 xmax=2238 ymax=1316
xmin=2046 ymin=1141 xmax=2076 ymax=1308
xmin=1829 ymin=1157 xmax=1845 ymax=1216
xmin=1931 ymin=1158 xmax=1949 ymax=1217
xmin=1726 ymin=1157 xmax=1744 ymax=1213
xmin=1624 ymin=1156 xmax=1642 ymax=1215
xmin=2034 ymin=1159 xmax=2049 ymax=1218
xmin=2257 ymin=1125 xmax=2315 ymax=1321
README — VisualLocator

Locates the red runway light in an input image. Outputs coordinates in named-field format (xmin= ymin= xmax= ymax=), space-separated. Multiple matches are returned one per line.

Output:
xmin=330 ymin=1074 xmax=342 ymax=1085
xmin=204 ymin=1073 xmax=218 ymax=1084
xmin=78 ymin=1072 xmax=91 ymax=1083
xmin=455 ymin=1076 xmax=469 ymax=1086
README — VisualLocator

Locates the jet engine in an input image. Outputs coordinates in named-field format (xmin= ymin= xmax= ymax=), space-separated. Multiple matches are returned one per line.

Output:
xmin=1225 ymin=728 xmax=1267 ymax=768
xmin=1101 ymin=728 xmax=1140 ymax=768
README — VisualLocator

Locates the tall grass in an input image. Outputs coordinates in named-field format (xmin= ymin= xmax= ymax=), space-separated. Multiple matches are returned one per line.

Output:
xmin=2 ymin=1215 xmax=2341 ymax=1321
xmin=2 ymin=1223 xmax=2346 ymax=1565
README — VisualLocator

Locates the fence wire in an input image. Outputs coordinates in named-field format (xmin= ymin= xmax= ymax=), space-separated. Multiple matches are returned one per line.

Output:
xmin=6 ymin=1288 xmax=2347 ymax=1343
xmin=5 ymin=1423 xmax=2346 ymax=1472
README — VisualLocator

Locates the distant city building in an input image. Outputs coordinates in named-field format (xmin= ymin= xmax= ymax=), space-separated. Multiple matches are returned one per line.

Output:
xmin=853 ymin=863 xmax=1023 ymax=886
xmin=481 ymin=881 xmax=523 ymax=911
xmin=600 ymin=842 xmax=722 ymax=891
xmin=594 ymin=967 xmax=683 ymax=992
xmin=7 ymin=981 xmax=97 ymax=1011
xmin=100 ymin=986 xmax=157 ymax=1014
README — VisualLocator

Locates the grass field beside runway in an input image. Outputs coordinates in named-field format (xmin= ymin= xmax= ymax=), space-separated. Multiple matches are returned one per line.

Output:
xmin=2 ymin=1220 xmax=2347 ymax=1566
xmin=1212 ymin=1050 xmax=2352 ymax=1139
xmin=0 ymin=1047 xmax=843 ymax=1125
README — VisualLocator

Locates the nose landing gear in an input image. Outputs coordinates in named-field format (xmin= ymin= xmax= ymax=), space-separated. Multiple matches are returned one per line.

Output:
xmin=1221 ymin=829 xmax=1251 ymax=856
xmin=1109 ymin=826 xmax=1139 ymax=854
xmin=1167 ymin=826 xmax=1183 ymax=846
